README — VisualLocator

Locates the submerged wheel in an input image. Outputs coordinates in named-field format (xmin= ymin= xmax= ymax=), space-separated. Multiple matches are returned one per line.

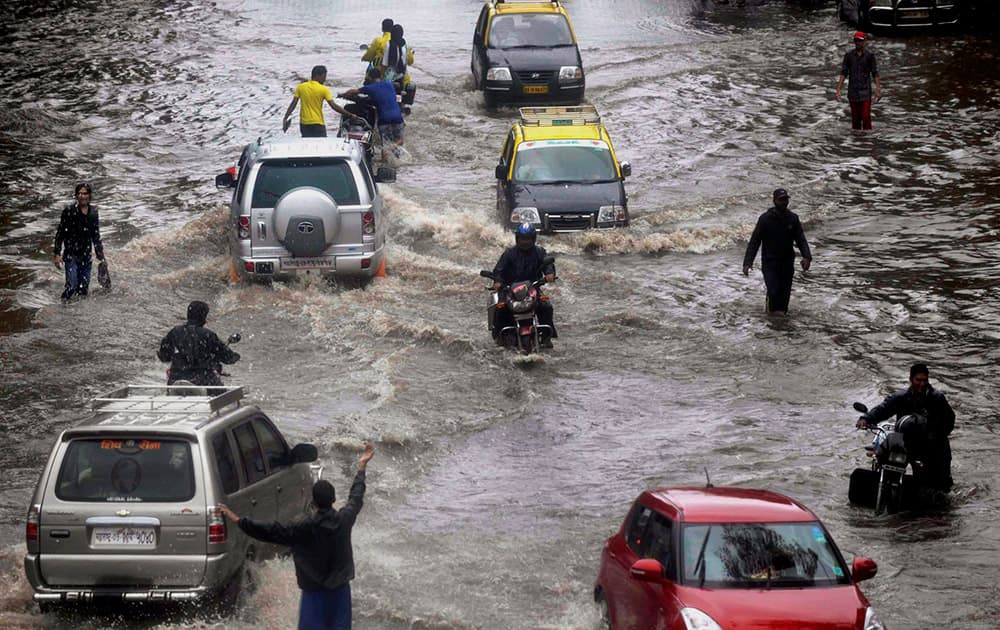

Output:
xmin=596 ymin=592 xmax=611 ymax=630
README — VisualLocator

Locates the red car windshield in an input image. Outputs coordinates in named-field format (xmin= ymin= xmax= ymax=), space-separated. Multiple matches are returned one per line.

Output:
xmin=681 ymin=522 xmax=851 ymax=588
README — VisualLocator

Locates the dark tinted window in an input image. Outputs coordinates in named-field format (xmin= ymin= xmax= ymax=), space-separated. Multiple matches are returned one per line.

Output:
xmin=488 ymin=13 xmax=573 ymax=48
xmin=645 ymin=512 xmax=676 ymax=580
xmin=251 ymin=159 xmax=360 ymax=208
xmin=253 ymin=417 xmax=290 ymax=473
xmin=233 ymin=422 xmax=267 ymax=485
xmin=625 ymin=504 xmax=652 ymax=555
xmin=212 ymin=433 xmax=240 ymax=494
xmin=56 ymin=438 xmax=195 ymax=502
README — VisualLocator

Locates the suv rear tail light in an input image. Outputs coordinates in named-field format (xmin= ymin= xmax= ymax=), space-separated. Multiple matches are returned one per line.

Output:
xmin=238 ymin=215 xmax=251 ymax=240
xmin=362 ymin=211 xmax=375 ymax=235
xmin=26 ymin=504 xmax=39 ymax=543
xmin=208 ymin=507 xmax=226 ymax=544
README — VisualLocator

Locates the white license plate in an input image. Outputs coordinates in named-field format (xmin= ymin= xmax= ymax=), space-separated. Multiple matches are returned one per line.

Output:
xmin=92 ymin=526 xmax=156 ymax=546
xmin=281 ymin=257 xmax=335 ymax=271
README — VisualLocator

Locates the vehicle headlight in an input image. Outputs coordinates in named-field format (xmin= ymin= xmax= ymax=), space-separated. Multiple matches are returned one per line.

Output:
xmin=511 ymin=207 xmax=540 ymax=224
xmin=559 ymin=65 xmax=582 ymax=82
xmin=597 ymin=205 xmax=625 ymax=223
xmin=889 ymin=451 xmax=907 ymax=464
xmin=680 ymin=608 xmax=723 ymax=630
xmin=864 ymin=606 xmax=886 ymax=630
xmin=487 ymin=67 xmax=512 ymax=82
xmin=510 ymin=297 xmax=535 ymax=313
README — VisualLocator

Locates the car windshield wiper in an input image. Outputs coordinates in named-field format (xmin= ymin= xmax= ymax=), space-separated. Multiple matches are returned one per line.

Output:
xmin=693 ymin=525 xmax=713 ymax=588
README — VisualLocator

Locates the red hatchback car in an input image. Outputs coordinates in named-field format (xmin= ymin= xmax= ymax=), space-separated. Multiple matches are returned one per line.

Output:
xmin=595 ymin=487 xmax=886 ymax=630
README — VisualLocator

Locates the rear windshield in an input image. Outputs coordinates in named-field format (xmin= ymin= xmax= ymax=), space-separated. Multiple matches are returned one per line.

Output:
xmin=56 ymin=438 xmax=196 ymax=503
xmin=489 ymin=13 xmax=574 ymax=48
xmin=251 ymin=159 xmax=360 ymax=208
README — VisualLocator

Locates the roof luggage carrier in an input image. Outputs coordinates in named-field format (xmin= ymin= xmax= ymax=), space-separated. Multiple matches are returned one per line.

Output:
xmin=519 ymin=105 xmax=601 ymax=127
xmin=92 ymin=385 xmax=245 ymax=417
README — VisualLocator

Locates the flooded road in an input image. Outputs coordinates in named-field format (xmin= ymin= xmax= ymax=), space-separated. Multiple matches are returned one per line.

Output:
xmin=2 ymin=0 xmax=999 ymax=628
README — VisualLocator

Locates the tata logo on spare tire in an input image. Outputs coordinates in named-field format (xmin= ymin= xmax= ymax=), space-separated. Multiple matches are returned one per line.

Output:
xmin=297 ymin=221 xmax=316 ymax=234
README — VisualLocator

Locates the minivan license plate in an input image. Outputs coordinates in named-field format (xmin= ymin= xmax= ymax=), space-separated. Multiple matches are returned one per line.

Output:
xmin=523 ymin=85 xmax=549 ymax=94
xmin=93 ymin=527 xmax=156 ymax=547
xmin=281 ymin=257 xmax=335 ymax=270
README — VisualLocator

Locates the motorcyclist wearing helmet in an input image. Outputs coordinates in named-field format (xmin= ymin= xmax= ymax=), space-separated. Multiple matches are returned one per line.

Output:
xmin=856 ymin=363 xmax=956 ymax=492
xmin=157 ymin=300 xmax=240 ymax=386
xmin=491 ymin=223 xmax=557 ymax=347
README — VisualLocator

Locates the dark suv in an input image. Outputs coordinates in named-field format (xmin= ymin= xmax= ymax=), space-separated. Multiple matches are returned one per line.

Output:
xmin=471 ymin=0 xmax=585 ymax=107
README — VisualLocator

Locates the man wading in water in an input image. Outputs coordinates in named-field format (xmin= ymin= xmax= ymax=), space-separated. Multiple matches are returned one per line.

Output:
xmin=742 ymin=188 xmax=812 ymax=316
xmin=53 ymin=183 xmax=107 ymax=301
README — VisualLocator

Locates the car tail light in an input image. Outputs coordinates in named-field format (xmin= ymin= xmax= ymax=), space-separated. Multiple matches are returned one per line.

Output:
xmin=238 ymin=215 xmax=251 ymax=240
xmin=26 ymin=504 xmax=39 ymax=543
xmin=244 ymin=261 xmax=255 ymax=272
xmin=361 ymin=258 xmax=371 ymax=269
xmin=208 ymin=507 xmax=226 ymax=544
xmin=362 ymin=211 xmax=375 ymax=235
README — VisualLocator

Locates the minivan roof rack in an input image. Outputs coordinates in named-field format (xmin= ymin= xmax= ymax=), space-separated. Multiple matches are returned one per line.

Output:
xmin=519 ymin=105 xmax=601 ymax=127
xmin=92 ymin=385 xmax=245 ymax=416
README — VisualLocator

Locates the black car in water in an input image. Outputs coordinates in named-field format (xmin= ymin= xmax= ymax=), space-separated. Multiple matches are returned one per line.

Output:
xmin=838 ymin=0 xmax=961 ymax=29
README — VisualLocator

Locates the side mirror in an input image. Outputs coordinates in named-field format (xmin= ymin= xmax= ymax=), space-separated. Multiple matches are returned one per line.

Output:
xmin=620 ymin=161 xmax=631 ymax=178
xmin=375 ymin=167 xmax=396 ymax=183
xmin=495 ymin=163 xmax=507 ymax=180
xmin=291 ymin=443 xmax=319 ymax=464
xmin=629 ymin=558 xmax=664 ymax=583
xmin=479 ymin=270 xmax=494 ymax=279
xmin=853 ymin=402 xmax=869 ymax=414
xmin=215 ymin=172 xmax=235 ymax=189
xmin=541 ymin=256 xmax=555 ymax=266
xmin=227 ymin=333 xmax=241 ymax=345
xmin=852 ymin=557 xmax=878 ymax=583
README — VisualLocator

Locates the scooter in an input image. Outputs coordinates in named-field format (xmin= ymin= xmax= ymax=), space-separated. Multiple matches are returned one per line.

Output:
xmin=479 ymin=258 xmax=555 ymax=355
xmin=848 ymin=401 xmax=927 ymax=515
xmin=166 ymin=333 xmax=242 ymax=388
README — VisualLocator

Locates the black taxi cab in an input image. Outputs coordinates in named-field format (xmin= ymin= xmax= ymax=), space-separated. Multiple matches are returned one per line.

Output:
xmin=495 ymin=106 xmax=630 ymax=233
xmin=471 ymin=0 xmax=585 ymax=107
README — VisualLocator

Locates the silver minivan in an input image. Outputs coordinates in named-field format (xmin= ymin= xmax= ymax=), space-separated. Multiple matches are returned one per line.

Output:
xmin=24 ymin=385 xmax=320 ymax=609
xmin=214 ymin=136 xmax=395 ymax=283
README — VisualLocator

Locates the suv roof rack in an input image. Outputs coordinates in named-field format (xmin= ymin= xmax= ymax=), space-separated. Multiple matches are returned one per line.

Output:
xmin=92 ymin=385 xmax=245 ymax=417
xmin=519 ymin=105 xmax=601 ymax=127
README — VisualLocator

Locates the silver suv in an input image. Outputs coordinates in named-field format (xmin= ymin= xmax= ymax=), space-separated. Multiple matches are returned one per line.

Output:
xmin=24 ymin=385 xmax=320 ymax=609
xmin=214 ymin=136 xmax=396 ymax=283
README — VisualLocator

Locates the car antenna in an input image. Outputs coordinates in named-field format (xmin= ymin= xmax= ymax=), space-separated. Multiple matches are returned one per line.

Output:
xmin=704 ymin=467 xmax=713 ymax=488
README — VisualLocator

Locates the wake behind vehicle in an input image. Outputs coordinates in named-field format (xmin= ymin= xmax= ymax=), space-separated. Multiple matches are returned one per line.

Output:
xmin=471 ymin=0 xmax=585 ymax=107
xmin=595 ymin=486 xmax=886 ymax=630
xmin=496 ymin=106 xmax=630 ymax=232
xmin=214 ymin=136 xmax=395 ymax=284
xmin=480 ymin=256 xmax=555 ymax=354
xmin=24 ymin=385 xmax=320 ymax=610
xmin=849 ymin=401 xmax=928 ymax=515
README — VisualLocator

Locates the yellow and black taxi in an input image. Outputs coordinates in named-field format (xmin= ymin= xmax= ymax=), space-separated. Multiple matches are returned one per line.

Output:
xmin=471 ymin=0 xmax=585 ymax=107
xmin=495 ymin=106 xmax=631 ymax=233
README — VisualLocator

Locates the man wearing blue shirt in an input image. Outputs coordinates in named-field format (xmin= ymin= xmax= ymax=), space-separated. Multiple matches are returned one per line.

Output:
xmin=340 ymin=68 xmax=404 ymax=159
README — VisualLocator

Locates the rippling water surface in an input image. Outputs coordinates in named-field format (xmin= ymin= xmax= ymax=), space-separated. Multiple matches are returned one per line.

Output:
xmin=1 ymin=0 xmax=999 ymax=628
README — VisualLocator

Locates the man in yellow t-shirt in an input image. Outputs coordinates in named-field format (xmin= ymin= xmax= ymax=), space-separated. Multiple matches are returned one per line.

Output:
xmin=362 ymin=18 xmax=393 ymax=85
xmin=282 ymin=65 xmax=357 ymax=137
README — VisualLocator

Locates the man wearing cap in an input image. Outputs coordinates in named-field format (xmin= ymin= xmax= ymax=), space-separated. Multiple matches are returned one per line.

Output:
xmin=742 ymin=189 xmax=812 ymax=315
xmin=856 ymin=364 xmax=955 ymax=492
xmin=219 ymin=444 xmax=375 ymax=630
xmin=836 ymin=31 xmax=881 ymax=130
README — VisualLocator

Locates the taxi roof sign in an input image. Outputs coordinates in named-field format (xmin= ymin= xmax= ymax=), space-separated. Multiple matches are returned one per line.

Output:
xmin=519 ymin=105 xmax=601 ymax=127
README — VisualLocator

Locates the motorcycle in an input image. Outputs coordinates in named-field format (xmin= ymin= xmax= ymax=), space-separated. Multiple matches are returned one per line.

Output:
xmin=337 ymin=94 xmax=379 ymax=172
xmin=166 ymin=333 xmax=242 ymax=388
xmin=848 ymin=401 xmax=927 ymax=515
xmin=479 ymin=257 xmax=555 ymax=355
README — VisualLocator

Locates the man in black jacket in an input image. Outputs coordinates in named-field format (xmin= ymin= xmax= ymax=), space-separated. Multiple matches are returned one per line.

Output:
xmin=491 ymin=223 xmax=557 ymax=347
xmin=157 ymin=301 xmax=240 ymax=385
xmin=53 ymin=183 xmax=106 ymax=300
xmin=742 ymin=189 xmax=812 ymax=315
xmin=219 ymin=444 xmax=374 ymax=630
xmin=856 ymin=364 xmax=955 ymax=491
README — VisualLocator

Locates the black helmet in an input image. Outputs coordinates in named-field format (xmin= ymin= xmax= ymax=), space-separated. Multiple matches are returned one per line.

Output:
xmin=515 ymin=222 xmax=537 ymax=252
xmin=186 ymin=300 xmax=209 ymax=326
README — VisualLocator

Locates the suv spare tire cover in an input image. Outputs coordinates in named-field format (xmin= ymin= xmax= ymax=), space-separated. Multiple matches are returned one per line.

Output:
xmin=273 ymin=187 xmax=341 ymax=258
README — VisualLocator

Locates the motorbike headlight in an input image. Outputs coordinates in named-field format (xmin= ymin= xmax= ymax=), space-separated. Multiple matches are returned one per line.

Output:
xmin=680 ymin=608 xmax=723 ymax=630
xmin=864 ymin=606 xmax=887 ymax=630
xmin=597 ymin=205 xmax=625 ymax=223
xmin=511 ymin=207 xmax=540 ymax=224
xmin=511 ymin=297 xmax=535 ymax=313
xmin=487 ymin=67 xmax=512 ymax=82
xmin=889 ymin=451 xmax=907 ymax=464
xmin=559 ymin=65 xmax=582 ymax=82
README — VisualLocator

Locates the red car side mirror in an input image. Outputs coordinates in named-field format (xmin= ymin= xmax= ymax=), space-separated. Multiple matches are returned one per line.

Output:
xmin=629 ymin=558 xmax=664 ymax=583
xmin=852 ymin=557 xmax=878 ymax=583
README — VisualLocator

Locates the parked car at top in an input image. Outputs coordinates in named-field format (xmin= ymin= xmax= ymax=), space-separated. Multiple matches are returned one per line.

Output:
xmin=838 ymin=0 xmax=961 ymax=30
xmin=471 ymin=0 xmax=585 ymax=107
xmin=214 ymin=136 xmax=395 ymax=284
xmin=24 ymin=385 xmax=320 ymax=610
xmin=595 ymin=486 xmax=886 ymax=630
xmin=496 ymin=105 xmax=630 ymax=233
